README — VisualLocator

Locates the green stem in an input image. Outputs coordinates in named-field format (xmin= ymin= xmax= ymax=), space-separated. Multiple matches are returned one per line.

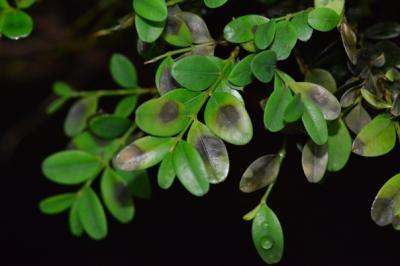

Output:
xmin=274 ymin=8 xmax=312 ymax=22
xmin=144 ymin=41 xmax=217 ymax=64
xmin=70 ymin=87 xmax=156 ymax=98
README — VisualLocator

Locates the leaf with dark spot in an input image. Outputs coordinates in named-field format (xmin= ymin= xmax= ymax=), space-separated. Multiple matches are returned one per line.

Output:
xmin=302 ymin=140 xmax=328 ymax=183
xmin=344 ymin=103 xmax=371 ymax=134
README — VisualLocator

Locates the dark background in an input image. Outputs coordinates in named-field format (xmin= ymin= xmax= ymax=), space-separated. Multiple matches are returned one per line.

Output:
xmin=1 ymin=0 xmax=399 ymax=265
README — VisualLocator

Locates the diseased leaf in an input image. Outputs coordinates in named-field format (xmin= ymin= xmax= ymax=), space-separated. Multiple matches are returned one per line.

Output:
xmin=240 ymin=155 xmax=282 ymax=193
xmin=340 ymin=20 xmax=358 ymax=65
xmin=305 ymin=68 xmax=337 ymax=93
xmin=365 ymin=22 xmax=400 ymax=40
xmin=204 ymin=91 xmax=253 ymax=145
xmin=252 ymin=204 xmax=284 ymax=264
xmin=360 ymin=88 xmax=392 ymax=110
xmin=353 ymin=114 xmax=396 ymax=157
xmin=187 ymin=121 xmax=229 ymax=184
xmin=175 ymin=12 xmax=213 ymax=44
xmin=64 ymin=97 xmax=98 ymax=137
xmin=340 ymin=86 xmax=360 ymax=108
xmin=155 ymin=56 xmax=179 ymax=95
xmin=113 ymin=136 xmax=174 ymax=171
xmin=344 ymin=103 xmax=371 ymax=134
xmin=223 ymin=15 xmax=269 ymax=43
xmin=163 ymin=15 xmax=192 ymax=47
xmin=302 ymin=140 xmax=328 ymax=183
xmin=173 ymin=141 xmax=210 ymax=197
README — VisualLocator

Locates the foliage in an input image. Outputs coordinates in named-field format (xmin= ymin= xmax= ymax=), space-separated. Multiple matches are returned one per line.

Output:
xmin=4 ymin=0 xmax=398 ymax=263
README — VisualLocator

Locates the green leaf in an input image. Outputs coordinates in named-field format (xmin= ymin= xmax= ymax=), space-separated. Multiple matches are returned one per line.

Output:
xmin=162 ymin=89 xmax=206 ymax=115
xmin=302 ymin=140 xmax=328 ymax=183
xmin=223 ymin=15 xmax=269 ymax=43
xmin=47 ymin=98 xmax=68 ymax=114
xmin=135 ymin=14 xmax=165 ymax=43
xmin=214 ymin=80 xmax=245 ymax=104
xmin=117 ymin=169 xmax=152 ymax=199
xmin=291 ymin=11 xmax=313 ymax=42
xmin=53 ymin=81 xmax=74 ymax=97
xmin=187 ymin=120 xmax=229 ymax=184
xmin=308 ymin=7 xmax=340 ymax=32
xmin=78 ymin=187 xmax=108 ymax=240
xmin=163 ymin=15 xmax=192 ymax=47
xmin=171 ymin=55 xmax=220 ymax=91
xmin=302 ymin=99 xmax=328 ymax=145
xmin=42 ymin=150 xmax=102 ymax=185
xmin=69 ymin=199 xmax=84 ymax=236
xmin=228 ymin=54 xmax=255 ymax=87
xmin=136 ymin=98 xmax=189 ymax=136
xmin=289 ymin=82 xmax=341 ymax=120
xmin=252 ymin=204 xmax=284 ymax=264
xmin=250 ymin=50 xmax=277 ymax=83
xmin=16 ymin=0 xmax=35 ymax=9
xmin=64 ymin=97 xmax=98 ymax=137
xmin=155 ymin=56 xmax=179 ymax=95
xmin=270 ymin=20 xmax=297 ymax=60
xmin=113 ymin=136 xmax=174 ymax=171
xmin=100 ymin=168 xmax=135 ymax=223
xmin=89 ymin=115 xmax=131 ymax=140
xmin=157 ymin=152 xmax=176 ymax=189
xmin=284 ymin=94 xmax=304 ymax=123
xmin=39 ymin=193 xmax=76 ymax=215
xmin=204 ymin=91 xmax=253 ymax=145
xmin=327 ymin=119 xmax=352 ymax=172
xmin=264 ymin=75 xmax=293 ymax=132
xmin=114 ymin=95 xmax=138 ymax=118
xmin=204 ymin=0 xmax=228 ymax=8
xmin=72 ymin=132 xmax=119 ymax=161
xmin=352 ymin=114 xmax=396 ymax=157
xmin=1 ymin=10 xmax=33 ymax=39
xmin=344 ymin=103 xmax=371 ymax=134
xmin=314 ymin=0 xmax=345 ymax=16
xmin=240 ymin=155 xmax=282 ymax=193
xmin=110 ymin=54 xmax=138 ymax=89
xmin=254 ymin=20 xmax=276 ymax=50
xmin=305 ymin=69 xmax=337 ymax=93
xmin=371 ymin=173 xmax=400 ymax=227
xmin=173 ymin=141 xmax=210 ymax=197
xmin=175 ymin=12 xmax=213 ymax=44
xmin=133 ymin=0 xmax=167 ymax=22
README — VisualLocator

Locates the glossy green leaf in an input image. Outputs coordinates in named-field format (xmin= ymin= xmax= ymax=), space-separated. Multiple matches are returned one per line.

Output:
xmin=302 ymin=140 xmax=328 ymax=183
xmin=327 ymin=119 xmax=352 ymax=172
xmin=291 ymin=11 xmax=313 ymax=42
xmin=214 ymin=80 xmax=244 ymax=104
xmin=116 ymin=169 xmax=152 ymax=199
xmin=69 ymin=199 xmax=84 ymax=236
xmin=290 ymin=82 xmax=341 ymax=120
xmin=228 ymin=54 xmax=255 ymax=87
xmin=133 ymin=0 xmax=167 ymax=22
xmin=252 ymin=204 xmax=284 ymax=264
xmin=39 ymin=193 xmax=76 ymax=215
xmin=101 ymin=168 xmax=135 ymax=223
xmin=187 ymin=121 xmax=229 ymax=184
xmin=171 ymin=55 xmax=220 ymax=91
xmin=284 ymin=94 xmax=304 ymax=123
xmin=264 ymin=75 xmax=293 ymax=132
xmin=136 ymin=98 xmax=189 ymax=136
xmin=157 ymin=152 xmax=176 ymax=189
xmin=42 ymin=150 xmax=102 ymax=185
xmin=302 ymin=99 xmax=328 ymax=145
xmin=78 ymin=187 xmax=108 ymax=240
xmin=204 ymin=0 xmax=228 ymax=8
xmin=205 ymin=91 xmax=253 ymax=145
xmin=175 ymin=12 xmax=213 ymax=44
xmin=163 ymin=15 xmax=192 ymax=47
xmin=251 ymin=50 xmax=277 ymax=83
xmin=305 ymin=69 xmax=337 ymax=93
xmin=254 ymin=20 xmax=276 ymax=50
xmin=344 ymin=103 xmax=371 ymax=134
xmin=223 ymin=15 xmax=269 ymax=43
xmin=72 ymin=132 xmax=119 ymax=161
xmin=16 ymin=0 xmax=35 ymax=9
xmin=113 ymin=136 xmax=174 ymax=171
xmin=1 ymin=10 xmax=33 ymax=39
xmin=64 ymin=97 xmax=98 ymax=137
xmin=47 ymin=98 xmax=68 ymax=114
xmin=308 ymin=7 xmax=340 ymax=32
xmin=89 ymin=115 xmax=131 ymax=140
xmin=371 ymin=173 xmax=400 ymax=227
xmin=173 ymin=141 xmax=209 ymax=197
xmin=314 ymin=0 xmax=344 ymax=16
xmin=110 ymin=54 xmax=138 ymax=89
xmin=353 ymin=114 xmax=396 ymax=157
xmin=270 ymin=20 xmax=297 ymax=60
xmin=135 ymin=14 xmax=165 ymax=43
xmin=53 ymin=81 xmax=74 ymax=97
xmin=114 ymin=96 xmax=138 ymax=118
xmin=240 ymin=155 xmax=282 ymax=193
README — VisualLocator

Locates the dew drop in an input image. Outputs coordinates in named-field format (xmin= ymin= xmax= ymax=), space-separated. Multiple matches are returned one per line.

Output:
xmin=260 ymin=237 xmax=273 ymax=250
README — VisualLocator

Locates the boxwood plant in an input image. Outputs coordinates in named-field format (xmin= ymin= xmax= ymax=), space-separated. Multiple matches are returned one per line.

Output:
xmin=7 ymin=0 xmax=397 ymax=264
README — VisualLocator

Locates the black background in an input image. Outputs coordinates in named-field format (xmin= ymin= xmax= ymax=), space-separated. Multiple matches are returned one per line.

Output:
xmin=1 ymin=0 xmax=399 ymax=265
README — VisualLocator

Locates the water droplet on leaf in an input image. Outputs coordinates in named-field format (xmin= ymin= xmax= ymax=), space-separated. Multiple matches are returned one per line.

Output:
xmin=260 ymin=237 xmax=273 ymax=250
